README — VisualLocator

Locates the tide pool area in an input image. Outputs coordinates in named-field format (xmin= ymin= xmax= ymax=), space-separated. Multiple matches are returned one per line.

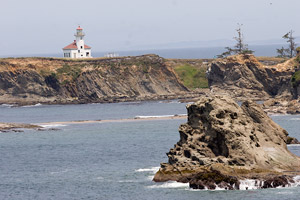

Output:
xmin=0 ymin=101 xmax=300 ymax=200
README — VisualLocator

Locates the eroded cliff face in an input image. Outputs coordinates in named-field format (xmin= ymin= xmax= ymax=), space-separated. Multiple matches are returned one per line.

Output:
xmin=153 ymin=96 xmax=300 ymax=190
xmin=207 ymin=54 xmax=298 ymax=100
xmin=0 ymin=55 xmax=189 ymax=105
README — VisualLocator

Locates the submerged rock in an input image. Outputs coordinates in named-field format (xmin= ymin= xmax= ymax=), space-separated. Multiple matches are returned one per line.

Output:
xmin=153 ymin=95 xmax=300 ymax=190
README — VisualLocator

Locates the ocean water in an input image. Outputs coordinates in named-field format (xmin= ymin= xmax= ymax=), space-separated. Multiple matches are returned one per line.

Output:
xmin=0 ymin=101 xmax=300 ymax=200
xmin=2 ymin=44 xmax=284 ymax=59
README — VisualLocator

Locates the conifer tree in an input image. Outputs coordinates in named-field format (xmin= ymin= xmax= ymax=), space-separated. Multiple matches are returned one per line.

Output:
xmin=217 ymin=24 xmax=254 ymax=58
xmin=277 ymin=30 xmax=297 ymax=58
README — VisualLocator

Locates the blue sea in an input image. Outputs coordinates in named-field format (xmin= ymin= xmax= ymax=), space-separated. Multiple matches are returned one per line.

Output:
xmin=0 ymin=101 xmax=300 ymax=200
xmin=0 ymin=44 xmax=285 ymax=59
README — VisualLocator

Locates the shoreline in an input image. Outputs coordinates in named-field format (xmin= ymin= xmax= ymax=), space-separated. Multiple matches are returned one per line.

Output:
xmin=0 ymin=91 xmax=208 ymax=107
xmin=0 ymin=115 xmax=187 ymax=132
xmin=36 ymin=115 xmax=188 ymax=126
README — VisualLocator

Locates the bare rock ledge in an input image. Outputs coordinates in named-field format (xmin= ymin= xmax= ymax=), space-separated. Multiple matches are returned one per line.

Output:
xmin=153 ymin=95 xmax=300 ymax=190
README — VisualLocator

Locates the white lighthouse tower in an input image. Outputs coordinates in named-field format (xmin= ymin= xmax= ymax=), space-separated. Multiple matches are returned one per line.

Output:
xmin=62 ymin=26 xmax=92 ymax=58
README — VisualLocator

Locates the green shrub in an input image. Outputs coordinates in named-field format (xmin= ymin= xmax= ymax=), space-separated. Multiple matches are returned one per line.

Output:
xmin=56 ymin=64 xmax=82 ymax=81
xmin=291 ymin=70 xmax=300 ymax=87
xmin=40 ymin=69 xmax=52 ymax=77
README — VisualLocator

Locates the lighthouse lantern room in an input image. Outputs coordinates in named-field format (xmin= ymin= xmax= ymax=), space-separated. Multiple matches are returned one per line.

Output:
xmin=62 ymin=26 xmax=92 ymax=58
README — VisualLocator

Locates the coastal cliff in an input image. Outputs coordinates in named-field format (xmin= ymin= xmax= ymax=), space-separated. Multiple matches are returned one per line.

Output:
xmin=153 ymin=96 xmax=300 ymax=190
xmin=207 ymin=54 xmax=298 ymax=100
xmin=0 ymin=55 xmax=190 ymax=105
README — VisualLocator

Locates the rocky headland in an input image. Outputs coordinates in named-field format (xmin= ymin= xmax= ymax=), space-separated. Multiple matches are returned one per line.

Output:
xmin=1 ymin=53 xmax=300 ymax=115
xmin=153 ymin=95 xmax=300 ymax=190
xmin=0 ymin=55 xmax=199 ymax=106
xmin=206 ymin=54 xmax=300 ymax=114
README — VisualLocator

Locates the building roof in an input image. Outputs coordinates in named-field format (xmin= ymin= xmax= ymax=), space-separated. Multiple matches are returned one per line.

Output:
xmin=62 ymin=40 xmax=91 ymax=50
xmin=77 ymin=26 xmax=83 ymax=30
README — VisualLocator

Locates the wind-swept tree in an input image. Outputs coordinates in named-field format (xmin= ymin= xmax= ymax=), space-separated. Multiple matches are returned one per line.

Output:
xmin=277 ymin=30 xmax=297 ymax=58
xmin=217 ymin=24 xmax=254 ymax=58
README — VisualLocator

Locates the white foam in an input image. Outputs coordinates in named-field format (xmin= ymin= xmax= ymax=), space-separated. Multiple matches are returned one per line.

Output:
xmin=135 ymin=167 xmax=160 ymax=173
xmin=118 ymin=180 xmax=136 ymax=183
xmin=148 ymin=181 xmax=189 ymax=189
xmin=158 ymin=100 xmax=180 ymax=104
xmin=50 ymin=169 xmax=69 ymax=175
xmin=135 ymin=114 xmax=187 ymax=119
xmin=291 ymin=175 xmax=300 ymax=187
xmin=0 ymin=104 xmax=13 ymax=108
xmin=287 ymin=144 xmax=300 ymax=147
xmin=239 ymin=179 xmax=261 ymax=190
xmin=269 ymin=113 xmax=290 ymax=117
xmin=238 ymin=176 xmax=300 ymax=190
xmin=290 ymin=118 xmax=300 ymax=121
xmin=39 ymin=124 xmax=67 ymax=128
xmin=149 ymin=176 xmax=300 ymax=191
xmin=22 ymin=103 xmax=42 ymax=108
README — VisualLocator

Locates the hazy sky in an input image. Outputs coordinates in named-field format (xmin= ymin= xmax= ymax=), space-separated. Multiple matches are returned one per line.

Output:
xmin=1 ymin=0 xmax=299 ymax=56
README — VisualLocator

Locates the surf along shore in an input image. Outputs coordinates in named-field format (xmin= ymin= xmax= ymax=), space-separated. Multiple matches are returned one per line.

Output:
xmin=0 ymin=114 xmax=187 ymax=132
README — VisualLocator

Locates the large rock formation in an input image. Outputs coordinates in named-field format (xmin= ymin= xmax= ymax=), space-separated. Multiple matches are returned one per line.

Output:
xmin=207 ymin=54 xmax=298 ymax=100
xmin=153 ymin=95 xmax=300 ymax=190
xmin=0 ymin=55 xmax=190 ymax=105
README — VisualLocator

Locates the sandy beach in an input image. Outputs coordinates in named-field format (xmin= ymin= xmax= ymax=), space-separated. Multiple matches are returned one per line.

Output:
xmin=1 ymin=114 xmax=187 ymax=132
xmin=36 ymin=114 xmax=187 ymax=126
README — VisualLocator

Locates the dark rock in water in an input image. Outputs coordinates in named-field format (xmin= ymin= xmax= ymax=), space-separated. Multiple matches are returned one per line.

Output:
xmin=262 ymin=176 xmax=290 ymax=188
xmin=153 ymin=95 xmax=300 ymax=190
xmin=12 ymin=129 xmax=24 ymax=132
xmin=287 ymin=136 xmax=300 ymax=144
xmin=37 ymin=128 xmax=60 ymax=131
xmin=189 ymin=170 xmax=240 ymax=190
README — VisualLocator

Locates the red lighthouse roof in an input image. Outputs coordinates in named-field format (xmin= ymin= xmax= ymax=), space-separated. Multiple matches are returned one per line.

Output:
xmin=62 ymin=40 xmax=91 ymax=50
xmin=76 ymin=26 xmax=83 ymax=30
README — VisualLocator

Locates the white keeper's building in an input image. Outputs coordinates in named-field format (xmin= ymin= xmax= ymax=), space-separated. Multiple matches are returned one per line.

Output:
xmin=62 ymin=26 xmax=92 ymax=58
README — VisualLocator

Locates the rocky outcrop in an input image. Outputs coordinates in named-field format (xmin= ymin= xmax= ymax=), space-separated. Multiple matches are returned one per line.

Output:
xmin=207 ymin=54 xmax=298 ymax=100
xmin=0 ymin=123 xmax=41 ymax=132
xmin=153 ymin=95 xmax=300 ymax=190
xmin=262 ymin=98 xmax=300 ymax=115
xmin=0 ymin=55 xmax=191 ymax=105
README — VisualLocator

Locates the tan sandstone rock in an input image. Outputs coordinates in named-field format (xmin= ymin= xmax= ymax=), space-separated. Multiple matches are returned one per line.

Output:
xmin=153 ymin=95 xmax=300 ymax=189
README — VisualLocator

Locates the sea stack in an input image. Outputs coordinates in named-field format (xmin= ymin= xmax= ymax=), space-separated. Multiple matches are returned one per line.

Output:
xmin=153 ymin=95 xmax=300 ymax=190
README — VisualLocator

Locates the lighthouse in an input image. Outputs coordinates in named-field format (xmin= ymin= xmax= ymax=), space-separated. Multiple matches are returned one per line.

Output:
xmin=62 ymin=26 xmax=92 ymax=58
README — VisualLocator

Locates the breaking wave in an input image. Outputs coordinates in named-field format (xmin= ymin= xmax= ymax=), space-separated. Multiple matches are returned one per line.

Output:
xmin=0 ymin=104 xmax=14 ymax=108
xmin=148 ymin=181 xmax=189 ymax=189
xmin=135 ymin=167 xmax=160 ymax=173
xmin=238 ymin=176 xmax=300 ymax=190
xmin=149 ymin=176 xmax=300 ymax=191
xmin=134 ymin=114 xmax=187 ymax=119
xmin=39 ymin=124 xmax=67 ymax=128
xmin=22 ymin=103 xmax=42 ymax=108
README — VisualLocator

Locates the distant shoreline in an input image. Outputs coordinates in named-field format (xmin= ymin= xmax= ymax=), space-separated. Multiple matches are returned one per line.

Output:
xmin=36 ymin=114 xmax=188 ymax=126
xmin=0 ymin=115 xmax=187 ymax=132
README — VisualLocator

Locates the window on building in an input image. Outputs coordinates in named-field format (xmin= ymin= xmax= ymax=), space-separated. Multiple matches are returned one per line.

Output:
xmin=64 ymin=53 xmax=71 ymax=58
xmin=81 ymin=46 xmax=83 ymax=49
xmin=78 ymin=50 xmax=80 ymax=53
xmin=86 ymin=52 xmax=89 ymax=56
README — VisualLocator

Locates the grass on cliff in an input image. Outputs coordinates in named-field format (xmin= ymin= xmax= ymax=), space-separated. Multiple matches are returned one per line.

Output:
xmin=174 ymin=64 xmax=208 ymax=89
xmin=56 ymin=64 xmax=82 ymax=82
xmin=39 ymin=64 xmax=82 ymax=85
